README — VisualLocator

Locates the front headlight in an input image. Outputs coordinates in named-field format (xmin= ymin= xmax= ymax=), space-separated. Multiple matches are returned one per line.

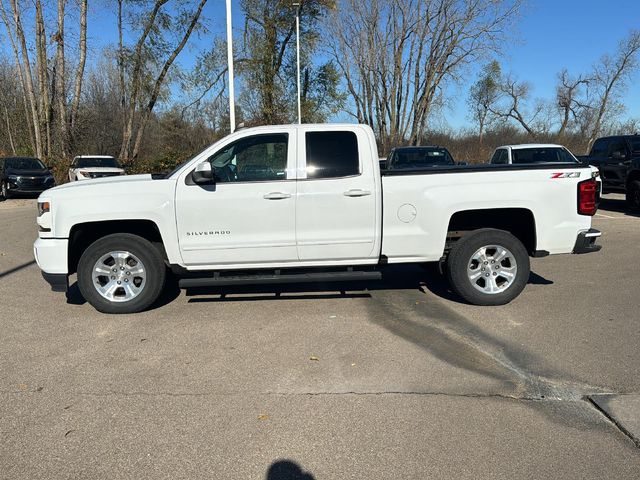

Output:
xmin=78 ymin=170 xmax=89 ymax=177
xmin=37 ymin=201 xmax=50 ymax=216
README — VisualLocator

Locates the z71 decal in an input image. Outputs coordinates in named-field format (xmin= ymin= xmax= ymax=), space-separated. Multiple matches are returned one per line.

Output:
xmin=551 ymin=172 xmax=581 ymax=179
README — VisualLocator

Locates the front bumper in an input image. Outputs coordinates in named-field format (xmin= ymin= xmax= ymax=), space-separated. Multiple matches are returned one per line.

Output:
xmin=33 ymin=238 xmax=69 ymax=291
xmin=42 ymin=272 xmax=69 ymax=292
xmin=573 ymin=228 xmax=602 ymax=254
xmin=6 ymin=178 xmax=55 ymax=194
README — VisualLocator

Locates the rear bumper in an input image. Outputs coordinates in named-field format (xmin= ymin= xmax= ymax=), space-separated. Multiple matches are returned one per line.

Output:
xmin=573 ymin=228 xmax=602 ymax=254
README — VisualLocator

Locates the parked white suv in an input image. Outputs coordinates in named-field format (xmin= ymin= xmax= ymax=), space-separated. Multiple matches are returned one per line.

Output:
xmin=490 ymin=144 xmax=580 ymax=165
xmin=69 ymin=156 xmax=125 ymax=181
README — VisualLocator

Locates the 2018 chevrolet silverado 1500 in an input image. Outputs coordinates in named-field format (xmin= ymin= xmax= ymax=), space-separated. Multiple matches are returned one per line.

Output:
xmin=34 ymin=124 xmax=602 ymax=314
xmin=577 ymin=134 xmax=640 ymax=210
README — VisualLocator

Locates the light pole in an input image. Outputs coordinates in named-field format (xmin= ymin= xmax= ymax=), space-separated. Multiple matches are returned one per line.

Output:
xmin=292 ymin=1 xmax=301 ymax=124
xmin=226 ymin=0 xmax=236 ymax=132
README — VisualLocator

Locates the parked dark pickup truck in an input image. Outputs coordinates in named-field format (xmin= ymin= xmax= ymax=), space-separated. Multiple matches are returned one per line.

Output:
xmin=385 ymin=146 xmax=457 ymax=170
xmin=577 ymin=135 xmax=640 ymax=210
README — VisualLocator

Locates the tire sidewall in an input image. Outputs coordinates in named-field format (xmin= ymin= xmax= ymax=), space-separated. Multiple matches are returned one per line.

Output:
xmin=446 ymin=229 xmax=530 ymax=306
xmin=77 ymin=234 xmax=166 ymax=314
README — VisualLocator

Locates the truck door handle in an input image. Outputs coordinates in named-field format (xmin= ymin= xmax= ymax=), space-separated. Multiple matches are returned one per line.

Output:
xmin=263 ymin=192 xmax=291 ymax=200
xmin=343 ymin=189 xmax=371 ymax=197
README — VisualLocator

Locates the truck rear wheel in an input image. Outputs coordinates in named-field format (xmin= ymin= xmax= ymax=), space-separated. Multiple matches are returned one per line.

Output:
xmin=626 ymin=180 xmax=640 ymax=211
xmin=77 ymin=233 xmax=166 ymax=314
xmin=446 ymin=229 xmax=529 ymax=306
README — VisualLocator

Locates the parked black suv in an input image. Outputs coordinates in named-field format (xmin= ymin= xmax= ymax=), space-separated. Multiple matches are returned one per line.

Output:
xmin=577 ymin=135 xmax=640 ymax=210
xmin=0 ymin=157 xmax=56 ymax=199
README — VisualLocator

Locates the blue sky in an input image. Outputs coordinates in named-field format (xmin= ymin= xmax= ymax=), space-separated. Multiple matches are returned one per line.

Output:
xmin=4 ymin=0 xmax=640 ymax=130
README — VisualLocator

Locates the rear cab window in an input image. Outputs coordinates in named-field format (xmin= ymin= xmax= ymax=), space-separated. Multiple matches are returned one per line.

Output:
xmin=511 ymin=148 xmax=577 ymax=164
xmin=304 ymin=131 xmax=359 ymax=179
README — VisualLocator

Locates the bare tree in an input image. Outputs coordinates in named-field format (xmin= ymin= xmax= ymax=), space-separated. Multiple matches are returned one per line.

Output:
xmin=327 ymin=0 xmax=523 ymax=150
xmin=118 ymin=0 xmax=208 ymax=162
xmin=468 ymin=60 xmax=502 ymax=145
xmin=586 ymin=30 xmax=640 ymax=149
xmin=1 ymin=0 xmax=89 ymax=160
xmin=488 ymin=75 xmax=540 ymax=137
xmin=555 ymin=69 xmax=590 ymax=138
xmin=4 ymin=0 xmax=43 ymax=158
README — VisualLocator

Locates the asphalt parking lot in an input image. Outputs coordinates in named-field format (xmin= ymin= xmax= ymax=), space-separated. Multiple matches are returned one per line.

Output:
xmin=1 ymin=195 xmax=639 ymax=479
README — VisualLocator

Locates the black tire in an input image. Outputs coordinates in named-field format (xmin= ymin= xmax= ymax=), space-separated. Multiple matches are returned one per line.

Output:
xmin=446 ymin=228 xmax=530 ymax=306
xmin=77 ymin=233 xmax=166 ymax=314
xmin=626 ymin=179 xmax=640 ymax=211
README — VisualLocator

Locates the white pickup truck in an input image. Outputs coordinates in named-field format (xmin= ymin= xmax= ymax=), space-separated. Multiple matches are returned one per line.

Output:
xmin=34 ymin=124 xmax=602 ymax=314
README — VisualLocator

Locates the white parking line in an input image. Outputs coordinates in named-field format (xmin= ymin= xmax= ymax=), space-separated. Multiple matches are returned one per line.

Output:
xmin=595 ymin=213 xmax=618 ymax=218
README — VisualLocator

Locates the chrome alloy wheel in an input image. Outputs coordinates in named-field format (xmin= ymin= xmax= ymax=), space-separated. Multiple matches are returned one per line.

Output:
xmin=467 ymin=245 xmax=518 ymax=295
xmin=92 ymin=251 xmax=147 ymax=302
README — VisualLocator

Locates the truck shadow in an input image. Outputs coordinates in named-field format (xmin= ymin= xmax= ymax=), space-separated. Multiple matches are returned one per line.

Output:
xmin=599 ymin=195 xmax=640 ymax=217
xmin=183 ymin=264 xmax=553 ymax=306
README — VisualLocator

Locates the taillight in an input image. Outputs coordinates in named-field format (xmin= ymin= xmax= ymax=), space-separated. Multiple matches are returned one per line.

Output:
xmin=578 ymin=178 xmax=598 ymax=216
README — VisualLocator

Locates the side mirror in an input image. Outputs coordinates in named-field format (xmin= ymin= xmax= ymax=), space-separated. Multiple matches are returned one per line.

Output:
xmin=611 ymin=150 xmax=626 ymax=160
xmin=192 ymin=162 xmax=214 ymax=185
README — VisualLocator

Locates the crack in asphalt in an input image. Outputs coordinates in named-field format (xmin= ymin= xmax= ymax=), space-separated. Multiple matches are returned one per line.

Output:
xmin=587 ymin=397 xmax=640 ymax=449
xmin=360 ymin=274 xmax=638 ymax=446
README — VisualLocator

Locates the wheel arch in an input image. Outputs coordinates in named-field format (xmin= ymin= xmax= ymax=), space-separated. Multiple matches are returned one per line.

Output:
xmin=627 ymin=169 xmax=640 ymax=187
xmin=68 ymin=219 xmax=166 ymax=274
xmin=446 ymin=208 xmax=537 ymax=255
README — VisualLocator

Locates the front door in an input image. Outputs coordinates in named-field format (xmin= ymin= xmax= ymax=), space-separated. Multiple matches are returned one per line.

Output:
xmin=175 ymin=130 xmax=298 ymax=267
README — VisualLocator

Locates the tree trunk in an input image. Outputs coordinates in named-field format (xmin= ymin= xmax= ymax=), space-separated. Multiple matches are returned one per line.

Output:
xmin=55 ymin=0 xmax=68 ymax=158
xmin=70 ymin=0 xmax=88 ymax=146
xmin=35 ymin=0 xmax=52 ymax=158
xmin=0 ymin=2 xmax=36 ymax=154
xmin=9 ymin=0 xmax=43 ymax=159
xmin=3 ymin=103 xmax=17 ymax=155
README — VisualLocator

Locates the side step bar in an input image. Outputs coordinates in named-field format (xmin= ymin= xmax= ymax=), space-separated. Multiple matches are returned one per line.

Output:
xmin=178 ymin=270 xmax=382 ymax=288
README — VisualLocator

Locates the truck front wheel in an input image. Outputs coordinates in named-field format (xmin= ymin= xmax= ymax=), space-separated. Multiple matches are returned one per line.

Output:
xmin=77 ymin=233 xmax=166 ymax=314
xmin=446 ymin=229 xmax=529 ymax=306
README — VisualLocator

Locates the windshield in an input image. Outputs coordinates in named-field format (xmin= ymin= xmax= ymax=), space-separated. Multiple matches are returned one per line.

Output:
xmin=5 ymin=158 xmax=46 ymax=170
xmin=390 ymin=148 xmax=454 ymax=169
xmin=511 ymin=148 xmax=578 ymax=164
xmin=76 ymin=157 xmax=120 ymax=168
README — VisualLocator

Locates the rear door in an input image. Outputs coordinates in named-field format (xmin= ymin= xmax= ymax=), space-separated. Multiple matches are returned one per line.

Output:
xmin=295 ymin=128 xmax=379 ymax=261
xmin=603 ymin=137 xmax=630 ymax=188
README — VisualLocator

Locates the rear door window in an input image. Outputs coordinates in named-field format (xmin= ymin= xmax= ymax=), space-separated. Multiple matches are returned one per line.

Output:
xmin=305 ymin=131 xmax=359 ymax=179
xmin=590 ymin=138 xmax=609 ymax=157
xmin=607 ymin=139 xmax=626 ymax=158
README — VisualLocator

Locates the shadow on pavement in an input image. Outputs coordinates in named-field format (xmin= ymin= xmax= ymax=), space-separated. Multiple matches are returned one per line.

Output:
xmin=183 ymin=264 xmax=554 ymax=306
xmin=599 ymin=196 xmax=640 ymax=218
xmin=266 ymin=460 xmax=315 ymax=480
xmin=0 ymin=260 xmax=36 ymax=280
xmin=66 ymin=282 xmax=86 ymax=305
